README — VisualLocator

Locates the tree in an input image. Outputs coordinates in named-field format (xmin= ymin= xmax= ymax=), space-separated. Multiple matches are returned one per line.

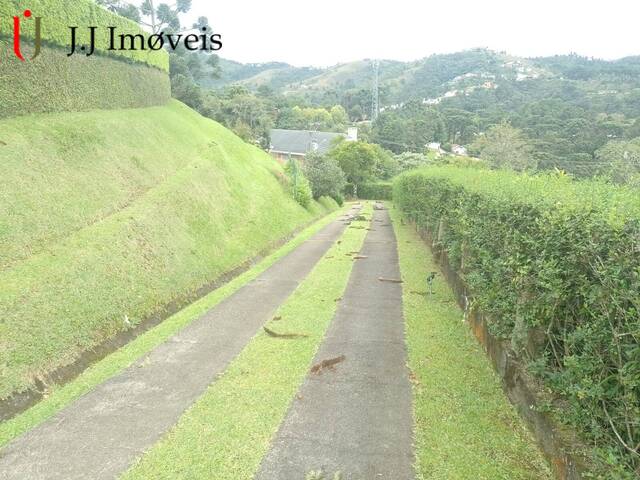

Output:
xmin=373 ymin=147 xmax=398 ymax=180
xmin=96 ymin=0 xmax=141 ymax=21
xmin=472 ymin=123 xmax=537 ymax=172
xmin=276 ymin=105 xmax=349 ymax=132
xmin=328 ymin=141 xmax=385 ymax=188
xmin=395 ymin=152 xmax=432 ymax=173
xmin=371 ymin=103 xmax=447 ymax=154
xmin=285 ymin=158 xmax=312 ymax=208
xmin=302 ymin=153 xmax=347 ymax=201
xmin=140 ymin=0 xmax=192 ymax=33
xmin=330 ymin=105 xmax=349 ymax=130
xmin=595 ymin=138 xmax=640 ymax=185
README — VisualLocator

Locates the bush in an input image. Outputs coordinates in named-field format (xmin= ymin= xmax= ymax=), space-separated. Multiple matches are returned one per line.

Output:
xmin=317 ymin=195 xmax=340 ymax=210
xmin=394 ymin=166 xmax=640 ymax=477
xmin=0 ymin=0 xmax=169 ymax=71
xmin=358 ymin=182 xmax=392 ymax=200
xmin=395 ymin=152 xmax=433 ymax=173
xmin=302 ymin=153 xmax=346 ymax=203
xmin=437 ymin=154 xmax=488 ymax=169
xmin=285 ymin=158 xmax=312 ymax=208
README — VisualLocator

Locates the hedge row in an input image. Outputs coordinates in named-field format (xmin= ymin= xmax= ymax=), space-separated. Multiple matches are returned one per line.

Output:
xmin=0 ymin=39 xmax=170 ymax=118
xmin=394 ymin=167 xmax=640 ymax=478
xmin=0 ymin=0 xmax=168 ymax=71
xmin=357 ymin=182 xmax=392 ymax=200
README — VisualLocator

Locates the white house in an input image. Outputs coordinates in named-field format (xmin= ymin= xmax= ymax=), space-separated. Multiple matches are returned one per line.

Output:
xmin=452 ymin=144 xmax=468 ymax=156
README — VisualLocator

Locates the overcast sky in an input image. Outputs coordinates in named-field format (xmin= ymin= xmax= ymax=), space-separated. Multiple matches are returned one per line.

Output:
xmin=180 ymin=0 xmax=639 ymax=66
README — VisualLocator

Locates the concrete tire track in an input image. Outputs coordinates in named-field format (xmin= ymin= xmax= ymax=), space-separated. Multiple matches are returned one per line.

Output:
xmin=0 ymin=206 xmax=360 ymax=480
xmin=256 ymin=207 xmax=414 ymax=480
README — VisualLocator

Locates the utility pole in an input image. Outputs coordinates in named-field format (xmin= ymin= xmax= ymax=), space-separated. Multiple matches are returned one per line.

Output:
xmin=371 ymin=59 xmax=380 ymax=121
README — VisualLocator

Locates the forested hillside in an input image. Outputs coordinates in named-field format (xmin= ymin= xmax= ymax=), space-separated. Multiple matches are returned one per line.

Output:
xmin=199 ymin=49 xmax=640 ymax=177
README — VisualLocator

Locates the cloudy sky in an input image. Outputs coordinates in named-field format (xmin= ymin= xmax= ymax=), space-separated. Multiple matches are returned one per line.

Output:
xmin=181 ymin=0 xmax=638 ymax=66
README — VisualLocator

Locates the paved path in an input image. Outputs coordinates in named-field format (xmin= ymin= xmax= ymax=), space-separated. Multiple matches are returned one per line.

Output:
xmin=0 ymin=207 xmax=360 ymax=480
xmin=256 ymin=208 xmax=414 ymax=480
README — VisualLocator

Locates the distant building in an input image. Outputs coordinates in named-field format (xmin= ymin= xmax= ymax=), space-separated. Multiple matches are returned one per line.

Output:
xmin=269 ymin=128 xmax=356 ymax=162
xmin=426 ymin=142 xmax=442 ymax=152
xmin=452 ymin=144 xmax=468 ymax=156
xmin=347 ymin=127 xmax=358 ymax=142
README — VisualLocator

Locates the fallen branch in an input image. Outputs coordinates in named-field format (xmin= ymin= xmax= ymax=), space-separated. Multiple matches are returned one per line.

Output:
xmin=263 ymin=326 xmax=309 ymax=339
xmin=310 ymin=355 xmax=346 ymax=374
xmin=378 ymin=277 xmax=403 ymax=283
xmin=353 ymin=255 xmax=368 ymax=260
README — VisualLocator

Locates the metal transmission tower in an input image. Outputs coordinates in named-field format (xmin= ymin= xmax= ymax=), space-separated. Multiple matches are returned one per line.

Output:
xmin=371 ymin=59 xmax=380 ymax=121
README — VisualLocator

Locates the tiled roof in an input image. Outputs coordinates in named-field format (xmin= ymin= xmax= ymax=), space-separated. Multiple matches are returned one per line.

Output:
xmin=269 ymin=129 xmax=345 ymax=155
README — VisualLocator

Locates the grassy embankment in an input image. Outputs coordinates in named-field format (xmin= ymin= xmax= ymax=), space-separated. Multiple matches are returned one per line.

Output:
xmin=0 ymin=206 xmax=342 ymax=448
xmin=0 ymin=100 xmax=336 ymax=401
xmin=121 ymin=204 xmax=372 ymax=480
xmin=390 ymin=205 xmax=552 ymax=480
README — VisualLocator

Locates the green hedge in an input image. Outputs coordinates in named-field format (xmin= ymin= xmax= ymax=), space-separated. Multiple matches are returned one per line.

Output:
xmin=357 ymin=182 xmax=392 ymax=200
xmin=0 ymin=0 xmax=168 ymax=71
xmin=394 ymin=167 xmax=640 ymax=478
xmin=0 ymin=39 xmax=170 ymax=117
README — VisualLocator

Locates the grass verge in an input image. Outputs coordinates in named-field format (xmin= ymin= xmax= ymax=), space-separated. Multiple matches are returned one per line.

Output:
xmin=0 ymin=100 xmax=336 ymax=399
xmin=389 ymin=205 xmax=552 ymax=480
xmin=0 ymin=207 xmax=343 ymax=449
xmin=120 ymin=203 xmax=372 ymax=480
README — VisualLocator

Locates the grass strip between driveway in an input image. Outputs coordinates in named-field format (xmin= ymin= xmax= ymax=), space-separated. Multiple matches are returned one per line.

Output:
xmin=0 ymin=207 xmax=345 ymax=449
xmin=121 ymin=203 xmax=372 ymax=480
xmin=389 ymin=205 xmax=552 ymax=480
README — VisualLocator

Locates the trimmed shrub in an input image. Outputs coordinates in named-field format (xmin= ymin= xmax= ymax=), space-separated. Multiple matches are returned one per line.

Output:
xmin=285 ymin=158 xmax=312 ymax=209
xmin=358 ymin=182 xmax=392 ymax=200
xmin=0 ymin=40 xmax=170 ymax=118
xmin=394 ymin=166 xmax=640 ymax=477
xmin=302 ymin=153 xmax=346 ymax=203
xmin=0 ymin=0 xmax=169 ymax=71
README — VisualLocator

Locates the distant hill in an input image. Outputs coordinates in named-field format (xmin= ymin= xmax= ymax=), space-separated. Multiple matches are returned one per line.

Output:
xmin=202 ymin=49 xmax=640 ymax=172
xmin=201 ymin=58 xmax=323 ymax=90
xmin=206 ymin=49 xmax=640 ymax=108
